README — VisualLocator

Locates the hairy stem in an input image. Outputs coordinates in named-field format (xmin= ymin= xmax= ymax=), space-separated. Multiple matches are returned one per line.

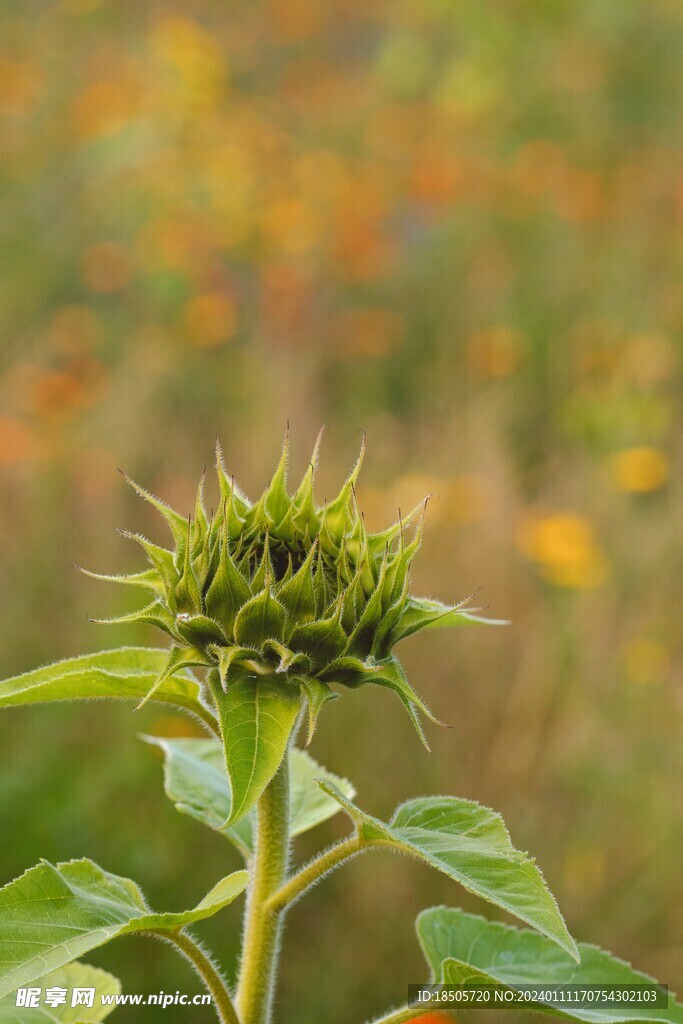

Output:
xmin=162 ymin=929 xmax=240 ymax=1024
xmin=191 ymin=702 xmax=222 ymax=738
xmin=266 ymin=833 xmax=363 ymax=914
xmin=236 ymin=756 xmax=290 ymax=1024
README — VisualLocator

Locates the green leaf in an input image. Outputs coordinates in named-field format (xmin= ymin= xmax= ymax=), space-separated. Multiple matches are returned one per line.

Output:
xmin=143 ymin=736 xmax=232 ymax=834
xmin=298 ymin=676 xmax=338 ymax=745
xmin=288 ymin=604 xmax=347 ymax=670
xmin=134 ymin=645 xmax=212 ymax=711
xmin=89 ymin=602 xmax=180 ymax=641
xmin=263 ymin=430 xmax=290 ymax=523
xmin=118 ymin=532 xmax=178 ymax=604
xmin=276 ymin=542 xmax=317 ymax=625
xmin=389 ymin=596 xmax=509 ymax=645
xmin=212 ymin=673 xmax=301 ymax=826
xmin=417 ymin=908 xmax=682 ymax=1024
xmin=0 ymin=859 xmax=249 ymax=998
xmin=173 ymin=614 xmax=228 ymax=649
xmin=0 ymin=648 xmax=213 ymax=727
xmin=371 ymin=656 xmax=445 ymax=750
xmin=320 ymin=787 xmax=577 ymax=960
xmin=205 ymin=535 xmax=251 ymax=635
xmin=119 ymin=470 xmax=188 ymax=552
xmin=175 ymin=518 xmax=203 ymax=614
xmin=0 ymin=962 xmax=121 ymax=1023
xmin=77 ymin=566 xmax=166 ymax=599
xmin=144 ymin=739 xmax=355 ymax=859
xmin=210 ymin=644 xmax=259 ymax=691
xmin=233 ymin=588 xmax=286 ymax=648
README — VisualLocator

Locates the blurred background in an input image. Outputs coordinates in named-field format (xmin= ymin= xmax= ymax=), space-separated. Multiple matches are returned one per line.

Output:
xmin=1 ymin=1 xmax=682 ymax=1021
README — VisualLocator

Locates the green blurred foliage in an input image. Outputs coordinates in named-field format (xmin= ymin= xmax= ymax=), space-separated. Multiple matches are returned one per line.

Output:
xmin=1 ymin=0 xmax=682 ymax=1021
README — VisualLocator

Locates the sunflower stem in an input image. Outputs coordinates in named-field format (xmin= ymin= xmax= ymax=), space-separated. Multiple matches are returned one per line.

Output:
xmin=236 ymin=755 xmax=290 ymax=1024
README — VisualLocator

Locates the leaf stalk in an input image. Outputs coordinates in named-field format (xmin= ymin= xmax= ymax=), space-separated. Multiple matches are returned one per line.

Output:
xmin=266 ymin=833 xmax=363 ymax=915
xmin=161 ymin=929 xmax=241 ymax=1024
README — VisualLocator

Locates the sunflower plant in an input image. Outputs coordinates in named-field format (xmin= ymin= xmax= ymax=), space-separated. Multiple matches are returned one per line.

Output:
xmin=0 ymin=433 xmax=679 ymax=1024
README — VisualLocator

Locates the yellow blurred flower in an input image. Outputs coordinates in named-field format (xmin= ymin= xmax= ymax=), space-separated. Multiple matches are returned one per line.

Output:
xmin=390 ymin=473 xmax=445 ymax=525
xmin=609 ymin=446 xmax=669 ymax=494
xmin=435 ymin=58 xmax=500 ymax=121
xmin=358 ymin=472 xmax=487 ymax=532
xmin=151 ymin=16 xmax=226 ymax=105
xmin=518 ymin=512 xmax=609 ymax=589
xmin=623 ymin=638 xmax=669 ymax=686
xmin=184 ymin=291 xmax=238 ymax=347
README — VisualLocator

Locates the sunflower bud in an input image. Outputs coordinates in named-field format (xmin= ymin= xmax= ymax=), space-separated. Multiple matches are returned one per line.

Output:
xmin=88 ymin=430 xmax=492 ymax=748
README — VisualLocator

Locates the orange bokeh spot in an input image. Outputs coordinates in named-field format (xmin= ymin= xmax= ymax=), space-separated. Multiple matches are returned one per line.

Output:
xmin=0 ymin=59 xmax=44 ymax=116
xmin=410 ymin=151 xmax=464 ymax=206
xmin=0 ymin=415 xmax=35 ymax=466
xmin=81 ymin=241 xmax=131 ymax=294
xmin=330 ymin=307 xmax=403 ymax=358
xmin=332 ymin=218 xmax=397 ymax=281
xmin=468 ymin=326 xmax=525 ymax=379
xmin=29 ymin=371 xmax=88 ymax=423
xmin=45 ymin=305 xmax=103 ymax=354
xmin=266 ymin=0 xmax=324 ymax=41
xmin=71 ymin=78 xmax=142 ymax=138
xmin=27 ymin=359 xmax=106 ymax=424
xmin=185 ymin=291 xmax=238 ymax=347
xmin=260 ymin=197 xmax=319 ymax=255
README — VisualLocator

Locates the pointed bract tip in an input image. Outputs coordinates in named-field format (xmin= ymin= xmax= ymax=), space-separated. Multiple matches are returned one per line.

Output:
xmin=351 ymin=431 xmax=366 ymax=479
xmin=310 ymin=423 xmax=326 ymax=469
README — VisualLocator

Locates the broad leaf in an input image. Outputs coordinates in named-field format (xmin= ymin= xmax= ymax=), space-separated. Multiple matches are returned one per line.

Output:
xmin=212 ymin=673 xmax=302 ymax=827
xmin=417 ymin=908 xmax=683 ymax=1024
xmin=0 ymin=859 xmax=248 ymax=998
xmin=390 ymin=597 xmax=508 ymax=645
xmin=321 ymin=786 xmax=577 ymax=960
xmin=0 ymin=648 xmax=214 ymax=729
xmin=0 ymin=962 xmax=121 ymax=1023
xmin=144 ymin=738 xmax=355 ymax=858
